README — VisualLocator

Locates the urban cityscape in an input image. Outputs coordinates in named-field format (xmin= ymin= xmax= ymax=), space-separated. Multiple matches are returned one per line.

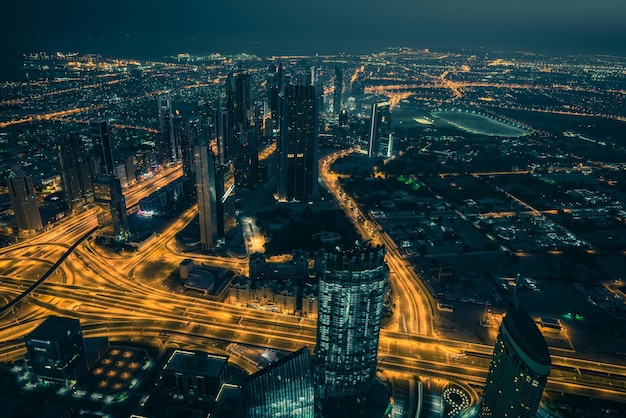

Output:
xmin=0 ymin=36 xmax=626 ymax=418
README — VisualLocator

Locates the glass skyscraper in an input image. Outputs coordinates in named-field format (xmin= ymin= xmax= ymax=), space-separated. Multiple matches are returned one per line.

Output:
xmin=479 ymin=302 xmax=551 ymax=417
xmin=315 ymin=246 xmax=388 ymax=400
xmin=277 ymin=85 xmax=319 ymax=202
xmin=241 ymin=347 xmax=315 ymax=418
xmin=368 ymin=102 xmax=392 ymax=158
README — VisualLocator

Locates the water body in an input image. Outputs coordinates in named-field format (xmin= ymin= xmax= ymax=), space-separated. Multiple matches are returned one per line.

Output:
xmin=433 ymin=111 xmax=529 ymax=137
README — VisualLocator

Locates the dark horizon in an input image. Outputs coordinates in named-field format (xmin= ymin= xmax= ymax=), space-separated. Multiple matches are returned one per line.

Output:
xmin=4 ymin=0 xmax=626 ymax=62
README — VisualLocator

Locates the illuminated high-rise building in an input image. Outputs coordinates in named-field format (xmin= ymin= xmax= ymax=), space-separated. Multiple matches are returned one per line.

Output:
xmin=277 ymin=85 xmax=319 ymax=202
xmin=316 ymin=246 xmax=388 ymax=400
xmin=90 ymin=118 xmax=115 ymax=176
xmin=215 ymin=162 xmax=236 ymax=242
xmin=241 ymin=347 xmax=315 ymax=418
xmin=368 ymin=102 xmax=392 ymax=158
xmin=57 ymin=132 xmax=94 ymax=211
xmin=93 ymin=174 xmax=128 ymax=240
xmin=7 ymin=165 xmax=43 ymax=234
xmin=226 ymin=72 xmax=253 ymax=132
xmin=479 ymin=302 xmax=551 ymax=418
xmin=158 ymin=97 xmax=176 ymax=165
xmin=215 ymin=98 xmax=233 ymax=165
xmin=268 ymin=63 xmax=285 ymax=133
xmin=333 ymin=65 xmax=343 ymax=116
xmin=194 ymin=144 xmax=218 ymax=250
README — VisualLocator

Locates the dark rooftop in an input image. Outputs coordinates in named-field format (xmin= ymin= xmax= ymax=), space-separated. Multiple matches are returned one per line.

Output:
xmin=503 ymin=303 xmax=551 ymax=367
xmin=164 ymin=350 xmax=228 ymax=378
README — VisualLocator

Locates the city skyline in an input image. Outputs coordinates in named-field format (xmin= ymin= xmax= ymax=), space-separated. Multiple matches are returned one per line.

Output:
xmin=1 ymin=42 xmax=626 ymax=416
xmin=3 ymin=1 xmax=626 ymax=77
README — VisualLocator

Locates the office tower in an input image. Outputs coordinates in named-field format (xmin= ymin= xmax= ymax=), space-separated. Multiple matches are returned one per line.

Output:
xmin=158 ymin=97 xmax=176 ymax=165
xmin=90 ymin=118 xmax=115 ymax=176
xmin=226 ymin=72 xmax=253 ymax=133
xmin=277 ymin=85 xmax=319 ymax=202
xmin=241 ymin=347 xmax=315 ymax=418
xmin=316 ymin=246 xmax=388 ymax=399
xmin=479 ymin=302 xmax=551 ymax=418
xmin=338 ymin=109 xmax=349 ymax=145
xmin=333 ymin=65 xmax=343 ymax=116
xmin=124 ymin=156 xmax=136 ymax=186
xmin=368 ymin=102 xmax=393 ymax=158
xmin=215 ymin=98 xmax=233 ymax=164
xmin=234 ymin=133 xmax=259 ymax=186
xmin=57 ymin=132 xmax=94 ymax=211
xmin=268 ymin=63 xmax=285 ymax=133
xmin=25 ymin=316 xmax=86 ymax=385
xmin=7 ymin=165 xmax=43 ymax=233
xmin=225 ymin=72 xmax=258 ymax=186
xmin=93 ymin=174 xmax=128 ymax=240
xmin=194 ymin=145 xmax=218 ymax=250
xmin=180 ymin=116 xmax=201 ymax=179
xmin=215 ymin=162 xmax=236 ymax=241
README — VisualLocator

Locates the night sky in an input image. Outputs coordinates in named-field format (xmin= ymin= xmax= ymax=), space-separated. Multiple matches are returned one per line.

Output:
xmin=4 ymin=0 xmax=626 ymax=59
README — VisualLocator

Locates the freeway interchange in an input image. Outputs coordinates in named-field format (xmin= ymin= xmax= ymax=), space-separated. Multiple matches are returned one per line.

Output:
xmin=0 ymin=158 xmax=625 ymax=403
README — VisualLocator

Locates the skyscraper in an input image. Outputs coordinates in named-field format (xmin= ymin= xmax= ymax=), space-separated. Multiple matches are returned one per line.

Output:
xmin=277 ymin=85 xmax=319 ymax=202
xmin=90 ymin=118 xmax=115 ymax=176
xmin=215 ymin=98 xmax=233 ymax=165
xmin=158 ymin=97 xmax=176 ymax=165
xmin=93 ymin=174 xmax=128 ymax=240
xmin=479 ymin=302 xmax=551 ymax=418
xmin=25 ymin=316 xmax=86 ymax=386
xmin=57 ymin=132 xmax=94 ymax=211
xmin=226 ymin=72 xmax=253 ymax=133
xmin=368 ymin=102 xmax=393 ymax=158
xmin=215 ymin=162 xmax=236 ymax=242
xmin=241 ymin=347 xmax=315 ymax=418
xmin=194 ymin=144 xmax=218 ymax=250
xmin=333 ymin=65 xmax=343 ymax=116
xmin=7 ymin=165 xmax=43 ymax=233
xmin=316 ymin=246 xmax=388 ymax=400
xmin=268 ymin=63 xmax=285 ymax=134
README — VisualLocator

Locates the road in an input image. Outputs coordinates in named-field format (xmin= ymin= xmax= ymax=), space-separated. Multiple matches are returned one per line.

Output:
xmin=0 ymin=160 xmax=624 ymax=404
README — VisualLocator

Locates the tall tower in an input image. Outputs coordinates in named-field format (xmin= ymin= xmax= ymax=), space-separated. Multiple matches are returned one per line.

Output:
xmin=479 ymin=303 xmax=551 ymax=418
xmin=241 ymin=347 xmax=315 ymax=417
xmin=194 ymin=145 xmax=218 ymax=251
xmin=215 ymin=98 xmax=232 ymax=165
xmin=7 ymin=165 xmax=43 ymax=233
xmin=277 ymin=85 xmax=319 ymax=202
xmin=368 ymin=102 xmax=392 ymax=158
xmin=92 ymin=174 xmax=128 ymax=240
xmin=316 ymin=246 xmax=388 ymax=400
xmin=215 ymin=162 xmax=236 ymax=242
xmin=268 ymin=63 xmax=285 ymax=134
xmin=333 ymin=65 xmax=343 ymax=116
xmin=90 ymin=118 xmax=115 ymax=176
xmin=158 ymin=97 xmax=176 ymax=166
xmin=57 ymin=132 xmax=93 ymax=211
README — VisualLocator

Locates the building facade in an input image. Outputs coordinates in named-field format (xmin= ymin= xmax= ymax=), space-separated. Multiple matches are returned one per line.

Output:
xmin=368 ymin=102 xmax=392 ymax=158
xmin=92 ymin=174 xmax=128 ymax=240
xmin=25 ymin=316 xmax=86 ymax=386
xmin=241 ymin=347 xmax=315 ymax=418
xmin=90 ymin=118 xmax=115 ymax=176
xmin=479 ymin=303 xmax=551 ymax=418
xmin=7 ymin=165 xmax=43 ymax=233
xmin=315 ymin=246 xmax=388 ymax=399
xmin=277 ymin=85 xmax=319 ymax=202
xmin=194 ymin=144 xmax=218 ymax=250
xmin=57 ymin=132 xmax=94 ymax=211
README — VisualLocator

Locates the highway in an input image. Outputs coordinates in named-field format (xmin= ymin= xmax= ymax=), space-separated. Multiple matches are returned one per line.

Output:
xmin=0 ymin=161 xmax=625 ymax=404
